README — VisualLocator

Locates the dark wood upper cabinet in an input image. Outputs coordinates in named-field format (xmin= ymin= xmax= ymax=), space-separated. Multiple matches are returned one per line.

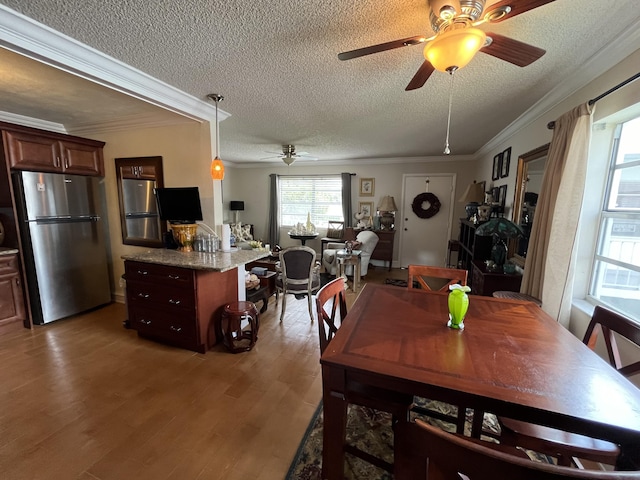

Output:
xmin=2 ymin=124 xmax=105 ymax=176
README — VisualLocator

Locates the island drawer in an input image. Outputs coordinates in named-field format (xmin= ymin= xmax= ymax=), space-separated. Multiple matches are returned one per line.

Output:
xmin=125 ymin=261 xmax=194 ymax=288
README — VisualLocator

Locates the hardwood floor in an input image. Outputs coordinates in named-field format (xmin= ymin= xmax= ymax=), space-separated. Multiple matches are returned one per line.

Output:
xmin=0 ymin=266 xmax=407 ymax=480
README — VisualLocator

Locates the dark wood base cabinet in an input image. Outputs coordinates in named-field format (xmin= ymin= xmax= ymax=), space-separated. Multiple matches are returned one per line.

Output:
xmin=125 ymin=261 xmax=238 ymax=353
xmin=371 ymin=230 xmax=395 ymax=271
xmin=0 ymin=253 xmax=26 ymax=328
xmin=471 ymin=260 xmax=523 ymax=297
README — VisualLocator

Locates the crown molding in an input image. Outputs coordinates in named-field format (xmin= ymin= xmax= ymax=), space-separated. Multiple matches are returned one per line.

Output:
xmin=0 ymin=110 xmax=67 ymax=133
xmin=476 ymin=18 xmax=640 ymax=157
xmin=0 ymin=5 xmax=230 ymax=124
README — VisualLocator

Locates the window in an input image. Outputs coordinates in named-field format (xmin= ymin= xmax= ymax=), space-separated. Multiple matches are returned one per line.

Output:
xmin=278 ymin=175 xmax=344 ymax=227
xmin=590 ymin=116 xmax=640 ymax=322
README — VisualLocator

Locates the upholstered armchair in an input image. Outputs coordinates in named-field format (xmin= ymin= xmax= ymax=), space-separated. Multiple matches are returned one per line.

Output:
xmin=322 ymin=230 xmax=379 ymax=277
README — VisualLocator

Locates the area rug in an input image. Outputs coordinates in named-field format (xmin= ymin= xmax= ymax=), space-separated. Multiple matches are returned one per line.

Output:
xmin=384 ymin=278 xmax=408 ymax=288
xmin=286 ymin=398 xmax=552 ymax=480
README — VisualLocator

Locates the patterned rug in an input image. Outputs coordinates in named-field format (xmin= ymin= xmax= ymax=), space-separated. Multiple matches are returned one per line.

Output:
xmin=286 ymin=398 xmax=552 ymax=480
xmin=384 ymin=278 xmax=408 ymax=287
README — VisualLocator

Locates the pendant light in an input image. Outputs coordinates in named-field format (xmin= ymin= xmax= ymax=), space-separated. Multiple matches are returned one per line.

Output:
xmin=207 ymin=93 xmax=225 ymax=180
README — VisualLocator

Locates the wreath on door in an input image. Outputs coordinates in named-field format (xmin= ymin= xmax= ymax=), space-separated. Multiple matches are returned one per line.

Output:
xmin=411 ymin=192 xmax=441 ymax=219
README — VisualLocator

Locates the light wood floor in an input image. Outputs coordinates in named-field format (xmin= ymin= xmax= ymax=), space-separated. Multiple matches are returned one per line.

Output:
xmin=0 ymin=266 xmax=407 ymax=480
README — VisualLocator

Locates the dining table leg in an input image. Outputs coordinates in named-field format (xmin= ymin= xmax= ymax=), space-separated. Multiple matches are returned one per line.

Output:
xmin=322 ymin=365 xmax=348 ymax=480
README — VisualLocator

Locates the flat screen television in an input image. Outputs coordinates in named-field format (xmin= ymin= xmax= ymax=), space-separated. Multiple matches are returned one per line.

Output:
xmin=154 ymin=187 xmax=203 ymax=223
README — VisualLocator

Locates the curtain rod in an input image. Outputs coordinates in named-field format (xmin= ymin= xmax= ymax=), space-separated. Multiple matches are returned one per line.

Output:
xmin=547 ymin=71 xmax=640 ymax=130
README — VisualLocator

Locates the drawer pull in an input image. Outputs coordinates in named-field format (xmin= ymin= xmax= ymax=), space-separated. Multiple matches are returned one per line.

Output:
xmin=139 ymin=319 xmax=151 ymax=325
xmin=137 ymin=270 xmax=149 ymax=275
xmin=168 ymin=299 xmax=181 ymax=305
xmin=170 ymin=326 xmax=182 ymax=333
xmin=137 ymin=293 xmax=150 ymax=299
xmin=168 ymin=274 xmax=181 ymax=280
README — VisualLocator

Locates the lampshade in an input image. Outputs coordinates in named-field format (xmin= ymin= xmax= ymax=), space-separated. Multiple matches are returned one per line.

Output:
xmin=230 ymin=201 xmax=245 ymax=211
xmin=424 ymin=28 xmax=486 ymax=72
xmin=475 ymin=218 xmax=525 ymax=239
xmin=210 ymin=157 xmax=224 ymax=180
xmin=377 ymin=195 xmax=398 ymax=212
xmin=458 ymin=182 xmax=485 ymax=204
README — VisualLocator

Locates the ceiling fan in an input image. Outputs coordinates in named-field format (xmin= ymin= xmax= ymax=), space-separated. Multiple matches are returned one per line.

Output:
xmin=262 ymin=145 xmax=319 ymax=165
xmin=338 ymin=0 xmax=555 ymax=91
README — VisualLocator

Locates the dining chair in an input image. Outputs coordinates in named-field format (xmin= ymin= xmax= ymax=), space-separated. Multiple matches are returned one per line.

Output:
xmin=316 ymin=277 xmax=414 ymax=473
xmin=394 ymin=418 xmax=640 ymax=480
xmin=275 ymin=246 xmax=321 ymax=323
xmin=499 ymin=305 xmax=640 ymax=468
xmin=407 ymin=264 xmax=468 ymax=291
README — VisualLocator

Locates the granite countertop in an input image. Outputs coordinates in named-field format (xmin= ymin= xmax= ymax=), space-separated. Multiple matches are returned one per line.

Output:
xmin=0 ymin=247 xmax=19 ymax=256
xmin=122 ymin=248 xmax=269 ymax=272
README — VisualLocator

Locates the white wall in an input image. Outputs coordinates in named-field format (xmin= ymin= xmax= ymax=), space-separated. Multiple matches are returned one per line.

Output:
xmin=225 ymin=156 xmax=478 ymax=267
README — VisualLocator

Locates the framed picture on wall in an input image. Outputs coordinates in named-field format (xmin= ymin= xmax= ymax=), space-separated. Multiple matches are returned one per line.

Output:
xmin=501 ymin=147 xmax=512 ymax=178
xmin=492 ymin=153 xmax=502 ymax=181
xmin=491 ymin=186 xmax=499 ymax=204
xmin=358 ymin=201 xmax=373 ymax=218
xmin=498 ymin=185 xmax=507 ymax=209
xmin=359 ymin=178 xmax=375 ymax=196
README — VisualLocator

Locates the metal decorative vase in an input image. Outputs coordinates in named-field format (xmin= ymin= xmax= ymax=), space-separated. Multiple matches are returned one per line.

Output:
xmin=447 ymin=284 xmax=471 ymax=330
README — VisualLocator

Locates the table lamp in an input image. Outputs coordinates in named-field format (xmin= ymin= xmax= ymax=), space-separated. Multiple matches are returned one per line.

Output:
xmin=475 ymin=218 xmax=524 ymax=270
xmin=230 ymin=200 xmax=244 ymax=224
xmin=458 ymin=181 xmax=485 ymax=220
xmin=377 ymin=196 xmax=398 ymax=230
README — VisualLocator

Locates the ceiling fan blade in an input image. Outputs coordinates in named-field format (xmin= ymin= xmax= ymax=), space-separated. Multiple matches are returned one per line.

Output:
xmin=482 ymin=33 xmax=545 ymax=67
xmin=405 ymin=60 xmax=436 ymax=91
xmin=338 ymin=35 xmax=426 ymax=61
xmin=484 ymin=0 xmax=556 ymax=23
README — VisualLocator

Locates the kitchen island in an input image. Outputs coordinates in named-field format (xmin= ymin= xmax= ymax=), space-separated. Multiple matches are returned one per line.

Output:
xmin=122 ymin=248 xmax=269 ymax=353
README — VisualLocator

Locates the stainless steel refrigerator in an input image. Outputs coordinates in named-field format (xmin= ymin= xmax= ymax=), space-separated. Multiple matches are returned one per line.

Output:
xmin=13 ymin=171 xmax=112 ymax=324
xmin=120 ymin=177 xmax=161 ymax=242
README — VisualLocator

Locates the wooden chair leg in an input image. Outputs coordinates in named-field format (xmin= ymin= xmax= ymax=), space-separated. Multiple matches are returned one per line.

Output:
xmin=307 ymin=293 xmax=314 ymax=322
xmin=279 ymin=288 xmax=287 ymax=323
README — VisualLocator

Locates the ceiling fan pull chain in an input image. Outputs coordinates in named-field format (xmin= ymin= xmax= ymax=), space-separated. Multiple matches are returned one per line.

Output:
xmin=444 ymin=67 xmax=456 ymax=155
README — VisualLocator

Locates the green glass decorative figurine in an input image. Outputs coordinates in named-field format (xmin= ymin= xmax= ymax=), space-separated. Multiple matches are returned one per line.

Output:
xmin=447 ymin=284 xmax=471 ymax=330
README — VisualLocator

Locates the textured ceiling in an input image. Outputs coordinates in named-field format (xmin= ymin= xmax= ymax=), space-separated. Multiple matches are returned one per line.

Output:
xmin=1 ymin=0 xmax=639 ymax=165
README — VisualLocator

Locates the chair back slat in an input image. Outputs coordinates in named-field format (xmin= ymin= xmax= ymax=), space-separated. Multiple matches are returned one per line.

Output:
xmin=395 ymin=419 xmax=640 ymax=480
xmin=407 ymin=265 xmax=468 ymax=292
xmin=315 ymin=277 xmax=347 ymax=354
xmin=583 ymin=305 xmax=640 ymax=377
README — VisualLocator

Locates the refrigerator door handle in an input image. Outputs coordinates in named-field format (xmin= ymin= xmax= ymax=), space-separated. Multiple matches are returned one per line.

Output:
xmin=28 ymin=215 xmax=101 ymax=224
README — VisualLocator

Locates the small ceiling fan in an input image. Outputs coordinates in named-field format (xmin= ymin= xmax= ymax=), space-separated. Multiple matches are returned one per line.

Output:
xmin=338 ymin=0 xmax=555 ymax=91
xmin=262 ymin=145 xmax=319 ymax=165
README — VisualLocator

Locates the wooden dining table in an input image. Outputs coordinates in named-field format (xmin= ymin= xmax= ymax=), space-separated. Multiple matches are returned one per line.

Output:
xmin=320 ymin=284 xmax=640 ymax=479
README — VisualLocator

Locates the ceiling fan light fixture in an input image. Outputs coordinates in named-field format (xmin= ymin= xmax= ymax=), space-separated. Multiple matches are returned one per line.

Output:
xmin=424 ymin=27 xmax=486 ymax=72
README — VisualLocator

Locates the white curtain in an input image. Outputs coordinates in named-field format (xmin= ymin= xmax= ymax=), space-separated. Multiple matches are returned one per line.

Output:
xmin=521 ymin=103 xmax=593 ymax=326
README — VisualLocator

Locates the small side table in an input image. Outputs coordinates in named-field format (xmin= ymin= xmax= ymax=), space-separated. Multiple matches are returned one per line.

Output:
xmin=288 ymin=233 xmax=318 ymax=246
xmin=336 ymin=249 xmax=362 ymax=292
xmin=246 ymin=285 xmax=269 ymax=313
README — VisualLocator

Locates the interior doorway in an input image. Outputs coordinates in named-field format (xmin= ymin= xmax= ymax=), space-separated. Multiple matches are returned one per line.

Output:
xmin=399 ymin=174 xmax=456 ymax=268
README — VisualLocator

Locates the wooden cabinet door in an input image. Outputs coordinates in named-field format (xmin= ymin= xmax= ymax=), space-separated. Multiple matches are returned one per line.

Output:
xmin=3 ymin=125 xmax=105 ymax=177
xmin=0 ymin=255 xmax=26 ymax=326
xmin=59 ymin=140 xmax=104 ymax=176
xmin=4 ymin=130 xmax=60 ymax=173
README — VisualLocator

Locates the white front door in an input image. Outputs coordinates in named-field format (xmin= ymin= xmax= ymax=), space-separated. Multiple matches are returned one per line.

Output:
xmin=399 ymin=174 xmax=456 ymax=268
